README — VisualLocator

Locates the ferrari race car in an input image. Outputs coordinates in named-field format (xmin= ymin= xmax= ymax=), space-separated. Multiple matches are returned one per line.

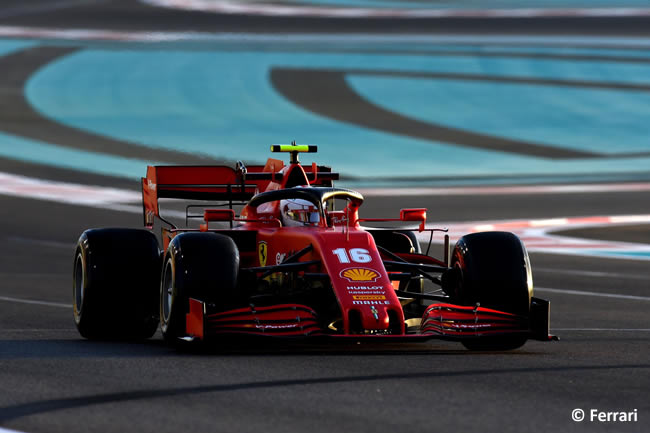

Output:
xmin=73 ymin=145 xmax=555 ymax=350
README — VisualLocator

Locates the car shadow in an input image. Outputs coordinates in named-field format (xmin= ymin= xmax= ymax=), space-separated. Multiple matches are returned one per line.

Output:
xmin=0 ymin=334 xmax=555 ymax=359
xmin=0 ymin=358 xmax=647 ymax=424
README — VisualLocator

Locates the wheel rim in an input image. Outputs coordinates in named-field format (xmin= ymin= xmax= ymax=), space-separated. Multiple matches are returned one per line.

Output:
xmin=161 ymin=260 xmax=173 ymax=323
xmin=73 ymin=253 xmax=84 ymax=315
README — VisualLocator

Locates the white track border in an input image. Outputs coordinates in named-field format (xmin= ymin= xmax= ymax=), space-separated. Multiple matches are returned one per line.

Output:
xmin=140 ymin=0 xmax=650 ymax=19
xmin=2 ymin=171 xmax=650 ymax=261
xmin=3 ymin=25 xmax=650 ymax=47
xmin=0 ymin=427 xmax=27 ymax=433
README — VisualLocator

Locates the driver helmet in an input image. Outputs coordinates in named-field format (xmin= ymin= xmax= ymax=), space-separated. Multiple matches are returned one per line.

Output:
xmin=280 ymin=198 xmax=320 ymax=227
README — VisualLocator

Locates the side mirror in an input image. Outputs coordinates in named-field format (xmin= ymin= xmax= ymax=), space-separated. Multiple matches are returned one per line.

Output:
xmin=204 ymin=209 xmax=235 ymax=222
xmin=201 ymin=209 xmax=235 ymax=231
xmin=400 ymin=208 xmax=427 ymax=232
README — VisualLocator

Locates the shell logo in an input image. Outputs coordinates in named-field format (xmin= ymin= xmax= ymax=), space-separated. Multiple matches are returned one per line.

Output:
xmin=340 ymin=268 xmax=379 ymax=282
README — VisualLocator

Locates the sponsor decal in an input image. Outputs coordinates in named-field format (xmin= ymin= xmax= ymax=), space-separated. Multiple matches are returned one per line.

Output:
xmin=145 ymin=210 xmax=155 ymax=226
xmin=340 ymin=267 xmax=379 ymax=282
xmin=275 ymin=252 xmax=287 ymax=265
xmin=258 ymin=241 xmax=267 ymax=267
xmin=347 ymin=286 xmax=385 ymax=295
xmin=370 ymin=306 xmax=379 ymax=320
xmin=347 ymin=286 xmax=384 ymax=291
xmin=352 ymin=295 xmax=386 ymax=301
xmin=147 ymin=179 xmax=156 ymax=191
xmin=256 ymin=324 xmax=299 ymax=330
xmin=352 ymin=300 xmax=391 ymax=305
xmin=449 ymin=323 xmax=498 ymax=329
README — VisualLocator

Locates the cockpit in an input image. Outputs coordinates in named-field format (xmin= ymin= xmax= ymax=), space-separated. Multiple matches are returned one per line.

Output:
xmin=247 ymin=187 xmax=364 ymax=228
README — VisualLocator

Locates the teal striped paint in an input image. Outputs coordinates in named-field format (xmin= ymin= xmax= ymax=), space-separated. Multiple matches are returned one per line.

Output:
xmin=24 ymin=46 xmax=650 ymax=180
xmin=0 ymin=131 xmax=157 ymax=180
xmin=348 ymin=76 xmax=650 ymax=154
xmin=589 ymin=250 xmax=650 ymax=260
xmin=0 ymin=40 xmax=36 ymax=57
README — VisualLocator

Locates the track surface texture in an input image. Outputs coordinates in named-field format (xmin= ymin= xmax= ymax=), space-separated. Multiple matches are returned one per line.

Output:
xmin=0 ymin=1 xmax=649 ymax=433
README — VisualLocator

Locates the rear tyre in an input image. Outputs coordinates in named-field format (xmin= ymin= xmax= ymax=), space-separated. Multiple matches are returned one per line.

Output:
xmin=160 ymin=232 xmax=239 ymax=342
xmin=73 ymin=228 xmax=161 ymax=340
xmin=450 ymin=231 xmax=533 ymax=351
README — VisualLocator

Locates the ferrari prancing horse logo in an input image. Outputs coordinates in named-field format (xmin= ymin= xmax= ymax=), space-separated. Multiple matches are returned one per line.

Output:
xmin=258 ymin=241 xmax=268 ymax=267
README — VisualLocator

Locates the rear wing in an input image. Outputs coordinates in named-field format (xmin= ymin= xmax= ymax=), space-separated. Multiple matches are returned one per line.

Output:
xmin=142 ymin=162 xmax=338 ymax=228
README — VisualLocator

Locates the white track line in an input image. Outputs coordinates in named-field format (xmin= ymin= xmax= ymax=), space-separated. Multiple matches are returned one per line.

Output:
xmin=140 ymin=0 xmax=650 ymax=19
xmin=0 ymin=288 xmax=646 ymax=310
xmin=552 ymin=328 xmax=650 ymax=331
xmin=536 ymin=287 xmax=650 ymax=301
xmin=415 ymin=215 xmax=650 ymax=260
xmin=3 ymin=329 xmax=76 ymax=332
xmin=0 ymin=428 xmax=28 ymax=433
xmin=0 ymin=296 xmax=70 ymax=308
xmin=0 ymin=171 xmax=140 ymax=205
xmin=358 ymin=183 xmax=650 ymax=197
xmin=6 ymin=236 xmax=74 ymax=249
xmin=2 ymin=172 xmax=650 ymax=261
xmin=534 ymin=268 xmax=650 ymax=281
xmin=0 ymin=171 xmax=186 ymax=218
xmin=3 ymin=25 xmax=650 ymax=47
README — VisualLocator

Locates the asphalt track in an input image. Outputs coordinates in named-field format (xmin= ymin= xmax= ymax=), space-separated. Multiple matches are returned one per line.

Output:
xmin=0 ymin=1 xmax=649 ymax=433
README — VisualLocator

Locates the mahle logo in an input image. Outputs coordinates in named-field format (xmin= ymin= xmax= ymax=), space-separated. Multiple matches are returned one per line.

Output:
xmin=340 ymin=268 xmax=379 ymax=282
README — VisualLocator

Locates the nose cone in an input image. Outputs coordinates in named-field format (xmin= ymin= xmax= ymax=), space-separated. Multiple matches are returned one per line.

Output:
xmin=360 ymin=305 xmax=390 ymax=332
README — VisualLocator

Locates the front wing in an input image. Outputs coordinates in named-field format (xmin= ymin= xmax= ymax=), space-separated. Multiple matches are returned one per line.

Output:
xmin=185 ymin=298 xmax=556 ymax=343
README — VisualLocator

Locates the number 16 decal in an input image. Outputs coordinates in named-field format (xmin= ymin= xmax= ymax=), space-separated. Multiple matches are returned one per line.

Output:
xmin=332 ymin=248 xmax=372 ymax=263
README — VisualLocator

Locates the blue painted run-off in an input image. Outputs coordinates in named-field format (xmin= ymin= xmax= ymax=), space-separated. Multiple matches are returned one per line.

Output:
xmin=4 ymin=39 xmax=649 ymax=182
xmin=589 ymin=250 xmax=650 ymax=260
xmin=0 ymin=40 xmax=36 ymax=57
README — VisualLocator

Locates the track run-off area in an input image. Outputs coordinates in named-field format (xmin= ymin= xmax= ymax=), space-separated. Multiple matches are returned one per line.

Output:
xmin=0 ymin=1 xmax=648 ymax=433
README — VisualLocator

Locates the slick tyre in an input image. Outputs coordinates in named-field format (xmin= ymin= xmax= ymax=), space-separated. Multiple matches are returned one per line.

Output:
xmin=160 ymin=232 xmax=239 ymax=343
xmin=73 ymin=228 xmax=161 ymax=340
xmin=450 ymin=231 xmax=533 ymax=351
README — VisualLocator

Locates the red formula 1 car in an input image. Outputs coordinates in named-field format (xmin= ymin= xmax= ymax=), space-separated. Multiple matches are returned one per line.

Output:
xmin=73 ymin=145 xmax=555 ymax=350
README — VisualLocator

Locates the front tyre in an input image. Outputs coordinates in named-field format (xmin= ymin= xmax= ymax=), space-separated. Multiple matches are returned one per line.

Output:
xmin=450 ymin=231 xmax=533 ymax=351
xmin=160 ymin=232 xmax=239 ymax=342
